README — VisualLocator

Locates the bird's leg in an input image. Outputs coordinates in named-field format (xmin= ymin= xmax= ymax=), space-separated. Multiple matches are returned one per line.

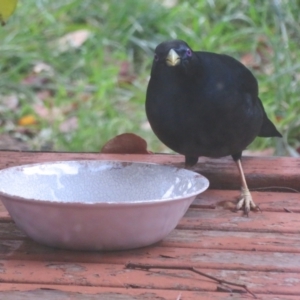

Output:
xmin=185 ymin=156 xmax=199 ymax=168
xmin=235 ymin=159 xmax=259 ymax=216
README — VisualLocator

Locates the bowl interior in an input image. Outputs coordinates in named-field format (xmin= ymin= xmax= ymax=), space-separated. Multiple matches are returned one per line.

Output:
xmin=0 ymin=160 xmax=208 ymax=204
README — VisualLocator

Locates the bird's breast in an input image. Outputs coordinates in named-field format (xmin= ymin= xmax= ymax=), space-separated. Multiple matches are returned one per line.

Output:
xmin=146 ymin=72 xmax=263 ymax=158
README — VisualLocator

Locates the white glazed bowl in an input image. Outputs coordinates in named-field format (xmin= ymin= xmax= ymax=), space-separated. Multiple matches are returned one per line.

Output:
xmin=0 ymin=160 xmax=209 ymax=251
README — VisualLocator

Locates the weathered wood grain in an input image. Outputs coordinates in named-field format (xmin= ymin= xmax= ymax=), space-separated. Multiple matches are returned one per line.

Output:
xmin=0 ymin=239 xmax=300 ymax=273
xmin=193 ymin=189 xmax=300 ymax=212
xmin=1 ymin=220 xmax=300 ymax=253
xmin=0 ymin=151 xmax=300 ymax=189
xmin=0 ymin=284 xmax=299 ymax=300
xmin=0 ymin=260 xmax=299 ymax=296
xmin=0 ymin=151 xmax=299 ymax=298
xmin=162 ymin=229 xmax=300 ymax=253
xmin=178 ymin=209 xmax=300 ymax=234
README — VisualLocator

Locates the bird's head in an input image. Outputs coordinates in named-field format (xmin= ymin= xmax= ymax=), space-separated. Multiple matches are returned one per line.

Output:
xmin=152 ymin=40 xmax=195 ymax=74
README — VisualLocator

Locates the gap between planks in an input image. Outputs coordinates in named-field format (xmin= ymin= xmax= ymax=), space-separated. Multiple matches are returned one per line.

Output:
xmin=0 ymin=261 xmax=299 ymax=296
xmin=0 ymin=283 xmax=299 ymax=300
xmin=1 ymin=239 xmax=300 ymax=273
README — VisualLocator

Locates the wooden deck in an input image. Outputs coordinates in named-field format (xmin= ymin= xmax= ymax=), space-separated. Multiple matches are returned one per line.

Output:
xmin=0 ymin=151 xmax=300 ymax=299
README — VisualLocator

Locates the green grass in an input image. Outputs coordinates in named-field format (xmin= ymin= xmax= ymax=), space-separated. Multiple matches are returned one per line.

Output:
xmin=1 ymin=0 xmax=300 ymax=154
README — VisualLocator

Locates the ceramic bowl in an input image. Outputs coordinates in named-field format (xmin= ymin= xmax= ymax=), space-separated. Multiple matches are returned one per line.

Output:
xmin=0 ymin=160 xmax=209 ymax=251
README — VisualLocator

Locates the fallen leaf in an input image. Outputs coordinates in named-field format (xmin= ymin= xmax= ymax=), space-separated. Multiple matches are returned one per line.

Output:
xmin=217 ymin=200 xmax=237 ymax=210
xmin=33 ymin=104 xmax=50 ymax=119
xmin=33 ymin=62 xmax=54 ymax=74
xmin=22 ymin=62 xmax=54 ymax=90
xmin=161 ymin=0 xmax=178 ymax=8
xmin=240 ymin=52 xmax=261 ymax=69
xmin=56 ymin=29 xmax=91 ymax=52
xmin=61 ymin=102 xmax=79 ymax=115
xmin=240 ymin=35 xmax=274 ymax=73
xmin=275 ymin=115 xmax=283 ymax=122
xmin=0 ymin=0 xmax=18 ymax=26
xmin=33 ymin=104 xmax=64 ymax=122
xmin=101 ymin=133 xmax=151 ymax=154
xmin=21 ymin=73 xmax=50 ymax=86
xmin=18 ymin=115 xmax=37 ymax=126
xmin=118 ymin=61 xmax=136 ymax=85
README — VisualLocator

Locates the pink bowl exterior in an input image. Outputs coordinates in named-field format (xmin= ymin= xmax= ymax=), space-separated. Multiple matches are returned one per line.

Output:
xmin=1 ymin=193 xmax=197 ymax=251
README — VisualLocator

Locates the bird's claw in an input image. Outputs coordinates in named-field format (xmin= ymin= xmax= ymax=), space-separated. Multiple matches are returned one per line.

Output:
xmin=236 ymin=187 xmax=260 ymax=216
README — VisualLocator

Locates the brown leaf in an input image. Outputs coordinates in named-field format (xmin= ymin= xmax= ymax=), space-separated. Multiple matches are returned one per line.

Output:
xmin=240 ymin=52 xmax=261 ymax=69
xmin=33 ymin=104 xmax=50 ymax=119
xmin=240 ymin=35 xmax=274 ymax=73
xmin=21 ymin=73 xmax=50 ymax=86
xmin=217 ymin=200 xmax=237 ymax=210
xmin=101 ymin=133 xmax=151 ymax=154
xmin=117 ymin=61 xmax=136 ymax=85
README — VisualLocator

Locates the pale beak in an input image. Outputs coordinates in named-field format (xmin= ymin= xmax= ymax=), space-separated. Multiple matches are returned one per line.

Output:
xmin=166 ymin=48 xmax=180 ymax=66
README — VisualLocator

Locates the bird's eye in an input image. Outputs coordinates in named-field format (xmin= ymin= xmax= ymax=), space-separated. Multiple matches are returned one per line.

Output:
xmin=154 ymin=54 xmax=159 ymax=61
xmin=186 ymin=49 xmax=192 ymax=57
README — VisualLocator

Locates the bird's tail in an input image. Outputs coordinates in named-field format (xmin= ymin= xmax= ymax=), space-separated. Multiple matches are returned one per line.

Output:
xmin=257 ymin=98 xmax=282 ymax=138
xmin=258 ymin=116 xmax=282 ymax=137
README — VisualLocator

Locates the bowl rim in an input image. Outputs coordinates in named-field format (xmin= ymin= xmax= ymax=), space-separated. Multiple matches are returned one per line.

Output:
xmin=0 ymin=159 xmax=209 ymax=207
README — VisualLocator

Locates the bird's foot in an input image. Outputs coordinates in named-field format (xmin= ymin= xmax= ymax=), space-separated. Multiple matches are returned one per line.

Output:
xmin=236 ymin=187 xmax=260 ymax=216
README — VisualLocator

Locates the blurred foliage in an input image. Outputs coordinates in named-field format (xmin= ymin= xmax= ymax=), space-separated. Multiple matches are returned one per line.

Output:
xmin=0 ymin=0 xmax=299 ymax=155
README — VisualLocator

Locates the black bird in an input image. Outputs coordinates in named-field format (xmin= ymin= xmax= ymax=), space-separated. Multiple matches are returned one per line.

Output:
xmin=146 ymin=40 xmax=282 ymax=215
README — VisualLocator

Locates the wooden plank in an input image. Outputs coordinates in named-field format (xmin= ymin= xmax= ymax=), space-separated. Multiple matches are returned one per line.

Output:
xmin=0 ymin=239 xmax=300 ymax=273
xmin=0 ymin=284 xmax=299 ymax=300
xmin=177 ymin=209 xmax=300 ymax=234
xmin=0 ymin=193 xmax=299 ymax=231
xmin=1 ymin=188 xmax=300 ymax=221
xmin=162 ymin=229 xmax=300 ymax=253
xmin=0 ymin=212 xmax=11 ymax=222
xmin=0 ymin=151 xmax=298 ymax=299
xmin=1 ymin=219 xmax=299 ymax=253
xmin=0 ymin=200 xmax=11 ymax=221
xmin=192 ymin=155 xmax=300 ymax=190
xmin=1 ymin=189 xmax=299 ymax=220
xmin=1 ymin=191 xmax=299 ymax=244
xmin=193 ymin=189 xmax=300 ymax=213
xmin=0 ymin=260 xmax=299 ymax=296
xmin=0 ymin=151 xmax=300 ymax=190
xmin=0 ymin=222 xmax=27 ymax=240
